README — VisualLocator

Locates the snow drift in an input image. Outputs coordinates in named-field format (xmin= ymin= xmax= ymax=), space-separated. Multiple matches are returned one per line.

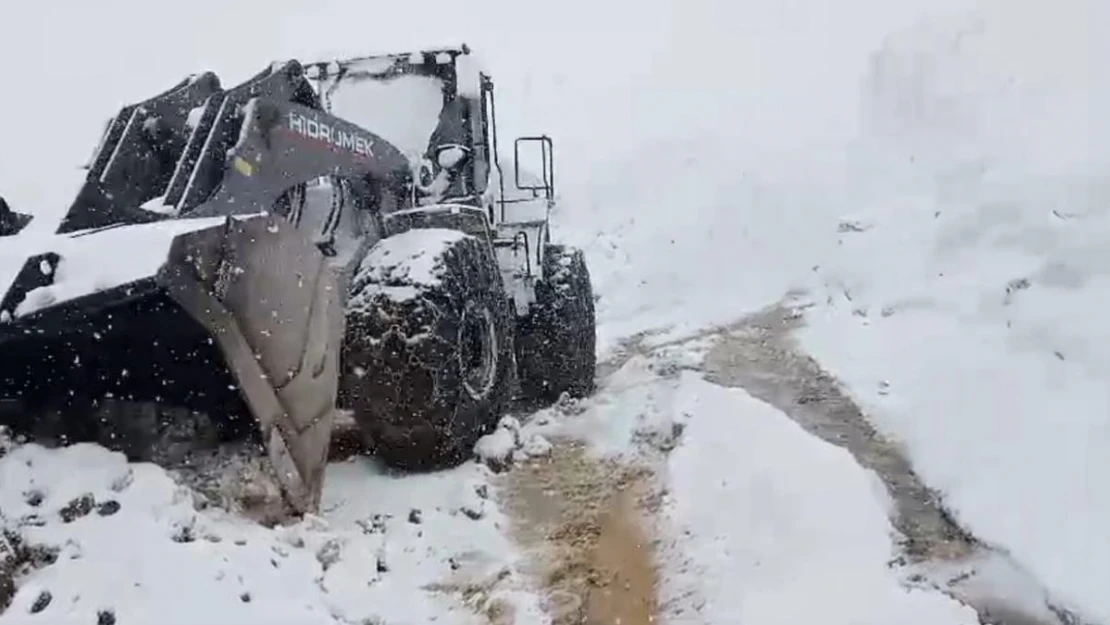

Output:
xmin=801 ymin=7 xmax=1110 ymax=623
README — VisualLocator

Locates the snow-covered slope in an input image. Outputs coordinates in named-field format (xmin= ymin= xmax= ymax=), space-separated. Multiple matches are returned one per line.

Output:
xmin=796 ymin=9 xmax=1110 ymax=622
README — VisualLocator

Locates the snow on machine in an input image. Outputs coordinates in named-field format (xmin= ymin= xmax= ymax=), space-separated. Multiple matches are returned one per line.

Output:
xmin=0 ymin=45 xmax=596 ymax=518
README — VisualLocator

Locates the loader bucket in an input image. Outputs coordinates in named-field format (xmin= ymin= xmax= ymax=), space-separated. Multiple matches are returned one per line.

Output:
xmin=0 ymin=213 xmax=341 ymax=515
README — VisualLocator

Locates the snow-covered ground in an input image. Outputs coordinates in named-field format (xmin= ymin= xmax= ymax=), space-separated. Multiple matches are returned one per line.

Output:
xmin=0 ymin=354 xmax=978 ymax=625
xmin=1 ymin=0 xmax=1106 ymax=623
xmin=0 ymin=433 xmax=547 ymax=625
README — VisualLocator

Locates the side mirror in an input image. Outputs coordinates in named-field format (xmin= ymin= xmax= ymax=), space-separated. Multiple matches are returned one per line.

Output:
xmin=513 ymin=136 xmax=555 ymax=201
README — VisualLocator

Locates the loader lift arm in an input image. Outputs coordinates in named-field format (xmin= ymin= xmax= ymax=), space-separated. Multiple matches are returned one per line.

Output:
xmin=57 ymin=60 xmax=414 ymax=235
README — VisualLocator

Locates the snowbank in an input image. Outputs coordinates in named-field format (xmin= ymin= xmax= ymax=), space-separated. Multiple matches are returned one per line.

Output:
xmin=797 ymin=9 xmax=1110 ymax=623
xmin=659 ymin=372 xmax=978 ymax=625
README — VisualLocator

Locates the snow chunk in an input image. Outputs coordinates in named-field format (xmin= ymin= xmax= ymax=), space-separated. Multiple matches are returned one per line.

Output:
xmin=185 ymin=105 xmax=205 ymax=130
xmin=140 ymin=116 xmax=159 ymax=135
xmin=139 ymin=195 xmax=177 ymax=215
xmin=474 ymin=416 xmax=551 ymax=472
xmin=474 ymin=426 xmax=516 ymax=470
xmin=436 ymin=145 xmax=467 ymax=168
xmin=519 ymin=433 xmax=553 ymax=458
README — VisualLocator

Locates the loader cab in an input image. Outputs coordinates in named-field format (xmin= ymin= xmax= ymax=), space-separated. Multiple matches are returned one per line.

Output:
xmin=304 ymin=47 xmax=555 ymax=228
xmin=304 ymin=46 xmax=558 ymax=312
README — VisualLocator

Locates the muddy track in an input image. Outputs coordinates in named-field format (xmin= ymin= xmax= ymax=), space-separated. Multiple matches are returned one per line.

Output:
xmin=496 ymin=441 xmax=660 ymax=625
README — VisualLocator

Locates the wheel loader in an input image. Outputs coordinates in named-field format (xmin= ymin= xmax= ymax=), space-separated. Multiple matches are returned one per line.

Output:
xmin=0 ymin=45 xmax=596 ymax=518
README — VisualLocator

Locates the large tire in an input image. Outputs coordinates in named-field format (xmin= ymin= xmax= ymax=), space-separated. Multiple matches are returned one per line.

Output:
xmin=516 ymin=244 xmax=597 ymax=403
xmin=340 ymin=229 xmax=515 ymax=469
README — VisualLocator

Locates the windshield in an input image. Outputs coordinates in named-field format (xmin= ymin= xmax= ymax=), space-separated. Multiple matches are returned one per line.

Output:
xmin=326 ymin=73 xmax=445 ymax=163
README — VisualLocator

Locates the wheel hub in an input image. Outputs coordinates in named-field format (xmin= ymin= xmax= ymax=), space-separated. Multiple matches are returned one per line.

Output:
xmin=458 ymin=302 xmax=498 ymax=400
